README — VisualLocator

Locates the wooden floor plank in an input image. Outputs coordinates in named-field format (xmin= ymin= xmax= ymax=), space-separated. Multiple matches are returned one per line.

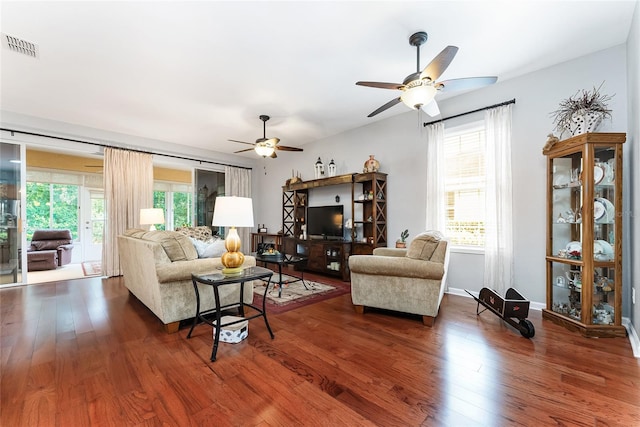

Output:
xmin=1 ymin=274 xmax=639 ymax=426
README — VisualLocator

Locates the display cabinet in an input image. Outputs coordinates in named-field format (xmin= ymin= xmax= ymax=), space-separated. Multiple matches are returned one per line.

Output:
xmin=543 ymin=132 xmax=626 ymax=337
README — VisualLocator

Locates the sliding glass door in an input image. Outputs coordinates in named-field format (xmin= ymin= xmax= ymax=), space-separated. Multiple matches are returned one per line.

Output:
xmin=0 ymin=142 xmax=22 ymax=286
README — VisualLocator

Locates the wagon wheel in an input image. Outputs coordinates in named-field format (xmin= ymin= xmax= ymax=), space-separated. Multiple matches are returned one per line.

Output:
xmin=519 ymin=319 xmax=535 ymax=338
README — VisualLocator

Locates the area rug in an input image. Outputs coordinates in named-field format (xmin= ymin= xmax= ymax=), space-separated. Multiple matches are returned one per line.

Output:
xmin=252 ymin=274 xmax=350 ymax=314
xmin=82 ymin=261 xmax=102 ymax=277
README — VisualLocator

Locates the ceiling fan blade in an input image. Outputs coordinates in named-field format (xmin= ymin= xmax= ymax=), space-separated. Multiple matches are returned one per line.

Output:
xmin=276 ymin=145 xmax=303 ymax=152
xmin=419 ymin=46 xmax=458 ymax=82
xmin=367 ymin=97 xmax=402 ymax=117
xmin=228 ymin=139 xmax=255 ymax=146
xmin=270 ymin=151 xmax=277 ymax=158
xmin=265 ymin=137 xmax=280 ymax=145
xmin=422 ymin=99 xmax=440 ymax=117
xmin=356 ymin=81 xmax=404 ymax=90
xmin=436 ymin=76 xmax=498 ymax=92
xmin=233 ymin=148 xmax=255 ymax=154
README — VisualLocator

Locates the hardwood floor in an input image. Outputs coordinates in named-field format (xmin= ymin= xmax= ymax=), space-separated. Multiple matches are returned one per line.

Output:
xmin=1 ymin=274 xmax=639 ymax=426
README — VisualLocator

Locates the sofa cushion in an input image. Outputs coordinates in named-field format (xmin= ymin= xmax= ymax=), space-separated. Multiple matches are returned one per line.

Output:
xmin=190 ymin=237 xmax=226 ymax=258
xmin=406 ymin=231 xmax=444 ymax=262
xmin=138 ymin=230 xmax=198 ymax=262
xmin=176 ymin=226 xmax=213 ymax=242
xmin=31 ymin=229 xmax=72 ymax=241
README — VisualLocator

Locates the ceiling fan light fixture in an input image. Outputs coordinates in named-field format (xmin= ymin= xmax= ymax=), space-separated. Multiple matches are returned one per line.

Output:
xmin=254 ymin=142 xmax=275 ymax=157
xmin=400 ymin=84 xmax=437 ymax=110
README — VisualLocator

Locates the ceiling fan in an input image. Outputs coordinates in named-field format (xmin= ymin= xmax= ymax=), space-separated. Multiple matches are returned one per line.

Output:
xmin=356 ymin=31 xmax=498 ymax=117
xmin=229 ymin=115 xmax=303 ymax=158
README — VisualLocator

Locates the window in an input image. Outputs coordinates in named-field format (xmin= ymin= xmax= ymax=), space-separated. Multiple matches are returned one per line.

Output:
xmin=444 ymin=122 xmax=486 ymax=247
xmin=26 ymin=182 xmax=79 ymax=240
xmin=153 ymin=182 xmax=193 ymax=230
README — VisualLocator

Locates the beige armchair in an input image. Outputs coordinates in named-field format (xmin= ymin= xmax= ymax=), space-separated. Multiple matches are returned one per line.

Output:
xmin=348 ymin=231 xmax=450 ymax=326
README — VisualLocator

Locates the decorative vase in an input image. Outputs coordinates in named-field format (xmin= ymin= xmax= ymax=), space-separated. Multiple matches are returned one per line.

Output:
xmin=364 ymin=155 xmax=380 ymax=173
xmin=571 ymin=110 xmax=603 ymax=136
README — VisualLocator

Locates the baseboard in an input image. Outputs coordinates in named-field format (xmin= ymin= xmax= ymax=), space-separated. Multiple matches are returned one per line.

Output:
xmin=622 ymin=317 xmax=640 ymax=358
xmin=448 ymin=287 xmax=640 ymax=358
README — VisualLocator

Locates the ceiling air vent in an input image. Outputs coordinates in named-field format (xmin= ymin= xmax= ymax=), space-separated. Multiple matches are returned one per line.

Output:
xmin=2 ymin=33 xmax=39 ymax=58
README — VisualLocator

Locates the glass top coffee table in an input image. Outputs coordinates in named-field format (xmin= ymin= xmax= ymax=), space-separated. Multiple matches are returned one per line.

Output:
xmin=253 ymin=252 xmax=309 ymax=298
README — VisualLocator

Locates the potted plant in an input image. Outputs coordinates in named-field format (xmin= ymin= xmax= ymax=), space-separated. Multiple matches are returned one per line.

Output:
xmin=550 ymin=82 xmax=614 ymax=138
xmin=396 ymin=229 xmax=409 ymax=248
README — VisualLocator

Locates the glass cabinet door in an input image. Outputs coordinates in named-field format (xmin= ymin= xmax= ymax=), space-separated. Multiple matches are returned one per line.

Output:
xmin=0 ymin=142 xmax=22 ymax=286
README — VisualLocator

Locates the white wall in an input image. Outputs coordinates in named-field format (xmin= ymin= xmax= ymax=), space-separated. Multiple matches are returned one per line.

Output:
xmin=256 ymin=44 xmax=631 ymax=305
xmin=626 ymin=1 xmax=639 ymax=341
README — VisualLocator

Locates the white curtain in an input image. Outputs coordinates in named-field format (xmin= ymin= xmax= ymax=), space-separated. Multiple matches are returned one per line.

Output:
xmin=102 ymin=148 xmax=154 ymax=277
xmin=224 ymin=166 xmax=253 ymax=254
xmin=483 ymin=104 xmax=514 ymax=294
xmin=424 ymin=122 xmax=446 ymax=232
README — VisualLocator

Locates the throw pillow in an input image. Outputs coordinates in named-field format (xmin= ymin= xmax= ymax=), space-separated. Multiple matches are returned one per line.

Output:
xmin=190 ymin=237 xmax=226 ymax=258
xmin=176 ymin=226 xmax=213 ymax=242
xmin=141 ymin=231 xmax=198 ymax=262
xmin=406 ymin=231 xmax=444 ymax=261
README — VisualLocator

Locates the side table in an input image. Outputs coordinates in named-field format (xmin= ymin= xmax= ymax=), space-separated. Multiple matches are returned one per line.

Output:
xmin=187 ymin=266 xmax=274 ymax=362
xmin=253 ymin=252 xmax=309 ymax=298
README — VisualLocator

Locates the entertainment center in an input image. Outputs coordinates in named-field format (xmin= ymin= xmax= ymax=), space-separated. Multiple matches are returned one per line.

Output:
xmin=282 ymin=172 xmax=387 ymax=281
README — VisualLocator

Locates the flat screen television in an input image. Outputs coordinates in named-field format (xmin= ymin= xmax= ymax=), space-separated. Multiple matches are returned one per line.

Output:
xmin=307 ymin=205 xmax=344 ymax=240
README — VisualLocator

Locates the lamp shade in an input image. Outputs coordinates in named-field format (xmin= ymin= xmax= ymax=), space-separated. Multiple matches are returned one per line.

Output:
xmin=140 ymin=208 xmax=165 ymax=225
xmin=400 ymin=85 xmax=437 ymax=110
xmin=212 ymin=196 xmax=254 ymax=227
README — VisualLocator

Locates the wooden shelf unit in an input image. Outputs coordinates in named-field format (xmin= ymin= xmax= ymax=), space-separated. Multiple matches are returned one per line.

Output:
xmin=281 ymin=172 xmax=387 ymax=280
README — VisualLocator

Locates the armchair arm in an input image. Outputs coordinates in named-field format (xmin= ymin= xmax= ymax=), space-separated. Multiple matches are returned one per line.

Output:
xmin=57 ymin=244 xmax=74 ymax=252
xmin=349 ymin=255 xmax=444 ymax=280
xmin=372 ymin=247 xmax=406 ymax=257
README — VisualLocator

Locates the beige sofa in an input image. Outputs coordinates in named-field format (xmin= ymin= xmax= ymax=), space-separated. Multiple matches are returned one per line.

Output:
xmin=348 ymin=231 xmax=450 ymax=326
xmin=118 ymin=229 xmax=256 ymax=333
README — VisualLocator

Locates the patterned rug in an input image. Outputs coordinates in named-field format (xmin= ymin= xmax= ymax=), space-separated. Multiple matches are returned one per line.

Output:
xmin=82 ymin=261 xmax=102 ymax=277
xmin=252 ymin=274 xmax=350 ymax=314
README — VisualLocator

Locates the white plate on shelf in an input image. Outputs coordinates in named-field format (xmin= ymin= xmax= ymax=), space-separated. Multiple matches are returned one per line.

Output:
xmin=594 ymin=240 xmax=614 ymax=260
xmin=595 ymin=197 xmax=615 ymax=223
xmin=593 ymin=199 xmax=606 ymax=221
xmin=594 ymin=165 xmax=605 ymax=185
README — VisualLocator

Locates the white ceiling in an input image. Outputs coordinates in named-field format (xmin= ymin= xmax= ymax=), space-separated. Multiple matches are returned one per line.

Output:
xmin=0 ymin=1 xmax=636 ymax=158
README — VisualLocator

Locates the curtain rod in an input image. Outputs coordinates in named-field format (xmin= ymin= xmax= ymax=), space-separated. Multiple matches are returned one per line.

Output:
xmin=0 ymin=127 xmax=253 ymax=170
xmin=423 ymin=98 xmax=516 ymax=127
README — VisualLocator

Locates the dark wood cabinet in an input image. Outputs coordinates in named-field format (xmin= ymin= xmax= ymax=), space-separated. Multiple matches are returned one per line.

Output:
xmin=282 ymin=172 xmax=387 ymax=280
xmin=283 ymin=237 xmax=351 ymax=281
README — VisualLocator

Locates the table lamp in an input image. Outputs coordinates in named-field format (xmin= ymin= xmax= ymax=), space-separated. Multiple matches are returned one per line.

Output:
xmin=140 ymin=208 xmax=165 ymax=231
xmin=212 ymin=196 xmax=254 ymax=275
